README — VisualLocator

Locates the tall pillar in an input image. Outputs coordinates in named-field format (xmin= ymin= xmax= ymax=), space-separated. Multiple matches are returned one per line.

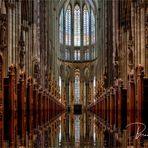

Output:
xmin=70 ymin=80 xmax=74 ymax=111
xmin=145 ymin=7 xmax=148 ymax=77
xmin=61 ymin=80 xmax=65 ymax=105
xmin=85 ymin=82 xmax=89 ymax=107
xmin=140 ymin=4 xmax=145 ymax=69
xmin=89 ymin=80 xmax=93 ymax=104
xmin=80 ymin=80 xmax=84 ymax=108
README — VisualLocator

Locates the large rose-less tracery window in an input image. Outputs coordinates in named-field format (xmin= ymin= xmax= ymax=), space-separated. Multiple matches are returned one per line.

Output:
xmin=59 ymin=2 xmax=96 ymax=61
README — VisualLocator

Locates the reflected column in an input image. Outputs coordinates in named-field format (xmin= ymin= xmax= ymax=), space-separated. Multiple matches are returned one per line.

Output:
xmin=89 ymin=80 xmax=93 ymax=104
xmin=66 ymin=81 xmax=69 ymax=107
xmin=70 ymin=80 xmax=74 ymax=111
xmin=61 ymin=79 xmax=65 ymax=106
xmin=85 ymin=81 xmax=89 ymax=107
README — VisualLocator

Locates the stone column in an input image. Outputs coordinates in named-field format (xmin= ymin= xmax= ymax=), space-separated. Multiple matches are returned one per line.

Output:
xmin=145 ymin=7 xmax=148 ymax=77
xmin=70 ymin=80 xmax=74 ymax=111
xmin=140 ymin=3 xmax=145 ymax=69
xmin=7 ymin=3 xmax=13 ymax=66
xmin=89 ymin=80 xmax=93 ymax=104
xmin=61 ymin=80 xmax=65 ymax=105
xmin=85 ymin=82 xmax=89 ymax=107
xmin=80 ymin=80 xmax=84 ymax=108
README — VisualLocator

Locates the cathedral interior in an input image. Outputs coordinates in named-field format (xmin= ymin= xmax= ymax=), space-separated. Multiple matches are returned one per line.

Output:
xmin=0 ymin=0 xmax=148 ymax=147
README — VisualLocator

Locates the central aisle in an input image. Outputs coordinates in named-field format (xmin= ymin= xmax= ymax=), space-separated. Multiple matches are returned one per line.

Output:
xmin=47 ymin=112 xmax=103 ymax=148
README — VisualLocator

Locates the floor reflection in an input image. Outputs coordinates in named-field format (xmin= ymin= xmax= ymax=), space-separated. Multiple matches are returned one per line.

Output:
xmin=4 ymin=111 xmax=130 ymax=148
xmin=51 ymin=112 xmax=100 ymax=148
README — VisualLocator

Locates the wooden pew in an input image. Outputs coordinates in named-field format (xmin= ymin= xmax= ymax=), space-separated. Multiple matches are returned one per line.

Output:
xmin=0 ymin=55 xmax=4 ymax=148
xmin=143 ymin=77 xmax=148 ymax=134
xmin=127 ymin=73 xmax=135 ymax=138
xmin=38 ymin=88 xmax=43 ymax=126
xmin=26 ymin=77 xmax=33 ymax=139
xmin=114 ymin=85 xmax=118 ymax=130
xmin=106 ymin=90 xmax=110 ymax=127
xmin=102 ymin=95 xmax=106 ymax=124
xmin=33 ymin=84 xmax=38 ymax=128
xmin=47 ymin=92 xmax=50 ymax=122
xmin=117 ymin=80 xmax=127 ymax=131
xmin=110 ymin=87 xmax=115 ymax=129
xmin=17 ymin=72 xmax=26 ymax=146
xmin=45 ymin=91 xmax=48 ymax=123
xmin=43 ymin=90 xmax=47 ymax=124
xmin=50 ymin=96 xmax=54 ymax=121
xmin=136 ymin=65 xmax=148 ymax=135
xmin=4 ymin=65 xmax=17 ymax=148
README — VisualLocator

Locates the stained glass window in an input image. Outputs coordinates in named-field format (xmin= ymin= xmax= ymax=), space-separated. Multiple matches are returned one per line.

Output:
xmin=59 ymin=3 xmax=96 ymax=61
xmin=65 ymin=49 xmax=68 ymax=60
xmin=59 ymin=8 xmax=64 ymax=44
xmin=85 ymin=49 xmax=89 ymax=60
xmin=78 ymin=50 xmax=80 ymax=60
xmin=75 ymin=74 xmax=80 ymax=104
xmin=91 ymin=47 xmax=95 ymax=59
xmin=74 ymin=4 xmax=81 ymax=46
xmin=91 ymin=9 xmax=95 ymax=44
xmin=74 ymin=50 xmax=77 ymax=60
xmin=65 ymin=5 xmax=71 ymax=45
xmin=83 ymin=5 xmax=89 ymax=46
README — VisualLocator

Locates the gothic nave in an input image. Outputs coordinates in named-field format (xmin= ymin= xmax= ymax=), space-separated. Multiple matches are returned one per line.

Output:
xmin=0 ymin=0 xmax=148 ymax=148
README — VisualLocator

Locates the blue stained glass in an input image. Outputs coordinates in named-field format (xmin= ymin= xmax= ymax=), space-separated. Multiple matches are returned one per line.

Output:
xmin=65 ymin=5 xmax=71 ymax=45
xmin=74 ymin=4 xmax=81 ymax=46
xmin=91 ymin=9 xmax=95 ymax=44
xmin=83 ymin=5 xmax=89 ymax=46
xmin=59 ymin=8 xmax=64 ymax=44
xmin=65 ymin=49 xmax=70 ymax=60
xmin=85 ymin=49 xmax=89 ymax=60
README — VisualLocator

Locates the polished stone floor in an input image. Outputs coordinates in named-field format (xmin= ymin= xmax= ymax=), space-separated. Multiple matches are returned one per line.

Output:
xmin=4 ymin=112 xmax=107 ymax=148
xmin=4 ymin=111 xmax=148 ymax=148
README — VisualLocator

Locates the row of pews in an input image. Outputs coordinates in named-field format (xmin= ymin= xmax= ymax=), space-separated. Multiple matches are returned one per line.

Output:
xmin=87 ymin=65 xmax=148 ymax=146
xmin=0 ymin=56 xmax=65 ymax=147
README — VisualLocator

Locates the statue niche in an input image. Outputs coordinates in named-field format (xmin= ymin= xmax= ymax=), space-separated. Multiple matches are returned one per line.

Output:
xmin=0 ymin=14 xmax=6 ymax=50
xmin=19 ymin=30 xmax=25 ymax=70
xmin=34 ymin=62 xmax=40 ymax=85
xmin=128 ymin=38 xmax=134 ymax=70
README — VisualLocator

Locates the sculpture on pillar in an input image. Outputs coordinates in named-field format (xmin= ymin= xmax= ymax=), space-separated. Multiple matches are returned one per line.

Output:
xmin=34 ymin=62 xmax=40 ymax=85
xmin=44 ymin=70 xmax=48 ymax=89
xmin=114 ymin=45 xmax=119 ymax=79
xmin=19 ymin=30 xmax=25 ymax=70
xmin=128 ymin=32 xmax=134 ymax=71
xmin=145 ymin=14 xmax=148 ymax=49
xmin=48 ymin=73 xmax=52 ymax=92
xmin=103 ymin=66 xmax=108 ymax=88
xmin=0 ymin=0 xmax=6 ymax=51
